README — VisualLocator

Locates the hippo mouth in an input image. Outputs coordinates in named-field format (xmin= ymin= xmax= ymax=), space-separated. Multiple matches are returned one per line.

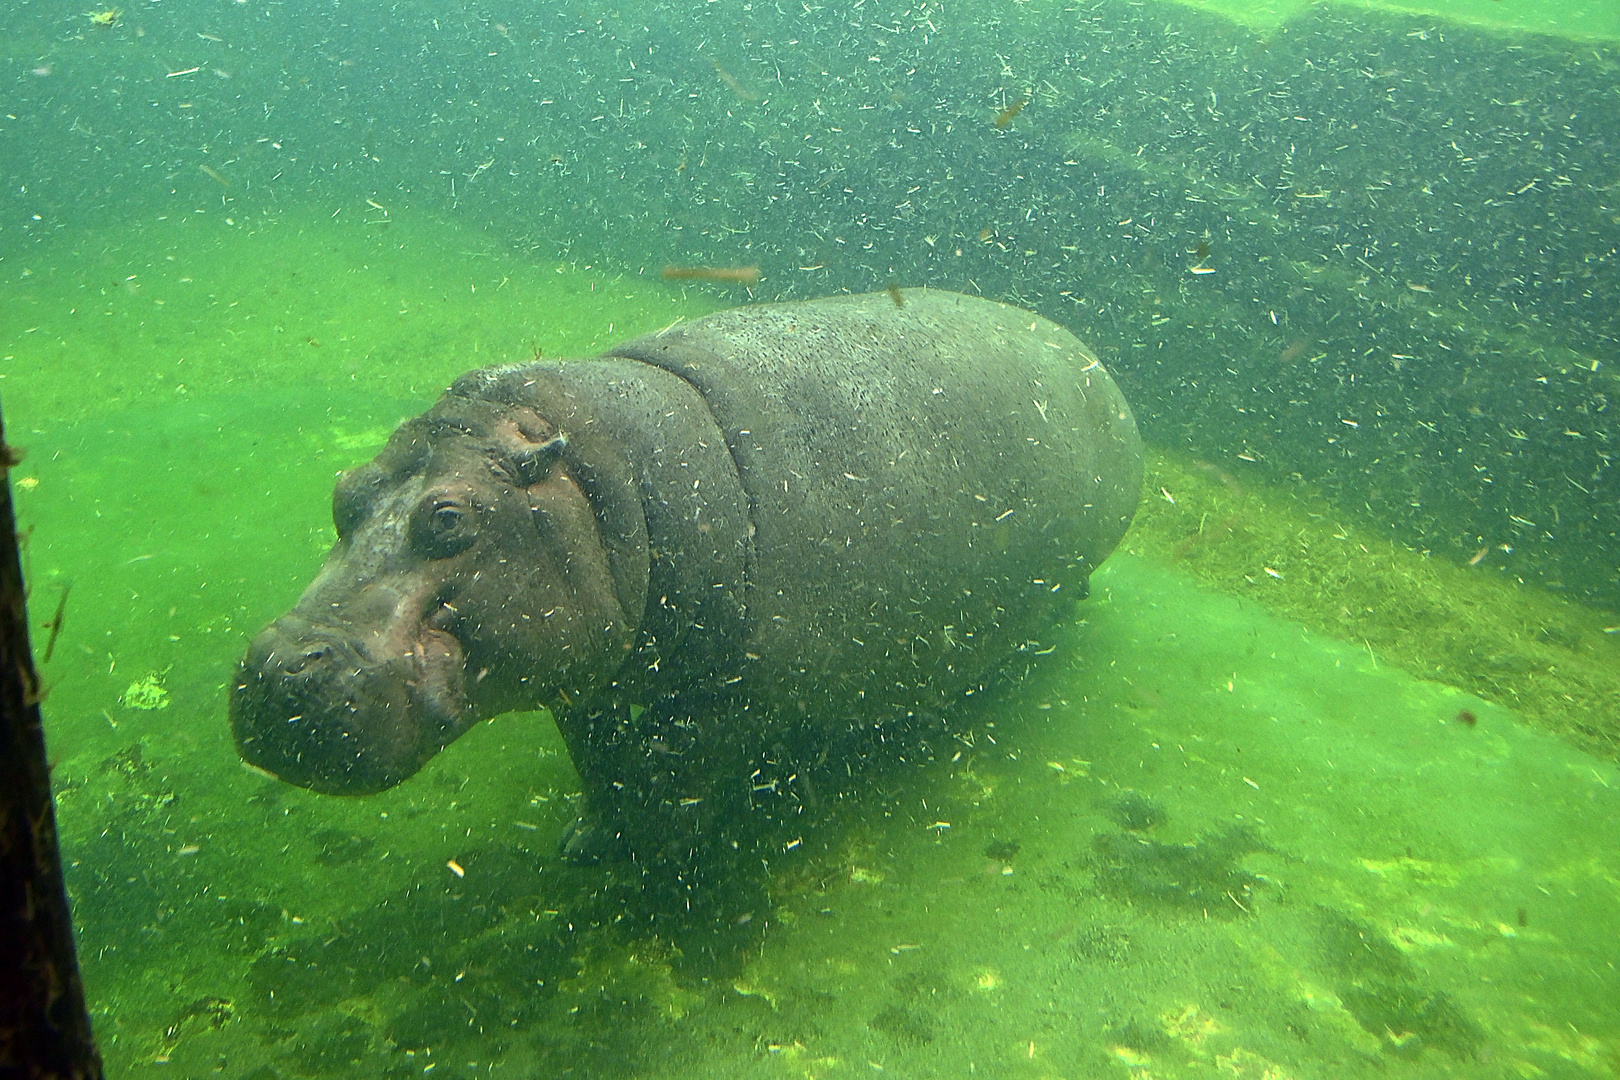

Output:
xmin=230 ymin=608 xmax=472 ymax=795
xmin=414 ymin=624 xmax=465 ymax=719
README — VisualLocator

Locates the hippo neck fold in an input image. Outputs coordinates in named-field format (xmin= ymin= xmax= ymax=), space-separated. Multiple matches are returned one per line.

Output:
xmin=449 ymin=357 xmax=753 ymax=706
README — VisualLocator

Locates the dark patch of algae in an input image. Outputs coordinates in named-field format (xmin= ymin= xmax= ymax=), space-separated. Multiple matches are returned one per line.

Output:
xmin=1125 ymin=447 xmax=1620 ymax=761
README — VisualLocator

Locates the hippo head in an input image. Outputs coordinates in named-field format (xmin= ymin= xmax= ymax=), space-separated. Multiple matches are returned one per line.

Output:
xmin=231 ymin=385 xmax=647 ymax=794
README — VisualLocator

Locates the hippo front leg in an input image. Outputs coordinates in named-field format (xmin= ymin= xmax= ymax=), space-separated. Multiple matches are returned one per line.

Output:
xmin=553 ymin=692 xmax=651 ymax=866
xmin=554 ymin=687 xmax=767 ymax=914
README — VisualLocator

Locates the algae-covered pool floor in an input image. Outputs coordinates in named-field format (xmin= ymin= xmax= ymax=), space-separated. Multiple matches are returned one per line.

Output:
xmin=738 ymin=556 xmax=1620 ymax=1079
xmin=5 ymin=213 xmax=1617 ymax=1078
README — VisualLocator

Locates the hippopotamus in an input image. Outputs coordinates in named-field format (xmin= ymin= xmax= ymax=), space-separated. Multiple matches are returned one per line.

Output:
xmin=231 ymin=288 xmax=1141 ymax=907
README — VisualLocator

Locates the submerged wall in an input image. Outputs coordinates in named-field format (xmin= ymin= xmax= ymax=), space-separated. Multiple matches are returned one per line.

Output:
xmin=4 ymin=0 xmax=1617 ymax=608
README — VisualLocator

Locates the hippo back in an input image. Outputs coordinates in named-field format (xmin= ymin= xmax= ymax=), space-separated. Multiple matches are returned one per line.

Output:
xmin=608 ymin=288 xmax=1142 ymax=730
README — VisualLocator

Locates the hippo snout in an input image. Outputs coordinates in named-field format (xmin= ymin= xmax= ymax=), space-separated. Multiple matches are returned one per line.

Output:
xmin=230 ymin=617 xmax=469 ymax=795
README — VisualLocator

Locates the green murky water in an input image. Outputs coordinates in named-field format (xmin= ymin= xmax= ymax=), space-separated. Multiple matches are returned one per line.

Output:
xmin=4 ymin=0 xmax=1618 ymax=1075
xmin=8 ymin=207 xmax=1616 ymax=1080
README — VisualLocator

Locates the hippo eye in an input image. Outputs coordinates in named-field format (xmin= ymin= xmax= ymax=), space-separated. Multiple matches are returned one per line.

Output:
xmin=413 ymin=497 xmax=477 ymax=559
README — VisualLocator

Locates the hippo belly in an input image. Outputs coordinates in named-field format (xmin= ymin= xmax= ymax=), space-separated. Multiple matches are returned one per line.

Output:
xmin=231 ymin=289 xmax=1142 ymax=901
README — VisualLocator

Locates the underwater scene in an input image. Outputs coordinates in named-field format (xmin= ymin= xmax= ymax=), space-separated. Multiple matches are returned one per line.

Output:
xmin=3 ymin=0 xmax=1618 ymax=1076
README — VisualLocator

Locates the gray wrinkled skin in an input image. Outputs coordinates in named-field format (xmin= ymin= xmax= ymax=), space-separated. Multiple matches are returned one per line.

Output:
xmin=231 ymin=289 xmax=1142 ymax=903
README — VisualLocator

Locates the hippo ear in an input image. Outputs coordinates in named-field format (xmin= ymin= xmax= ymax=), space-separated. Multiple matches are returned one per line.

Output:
xmin=509 ymin=433 xmax=569 ymax=487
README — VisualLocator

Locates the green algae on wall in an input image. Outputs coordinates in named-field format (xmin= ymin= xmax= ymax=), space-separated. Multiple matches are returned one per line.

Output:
xmin=1164 ymin=0 xmax=1620 ymax=39
xmin=1123 ymin=447 xmax=1620 ymax=761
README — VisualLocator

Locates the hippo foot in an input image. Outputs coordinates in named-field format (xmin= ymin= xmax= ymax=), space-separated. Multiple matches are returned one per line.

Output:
xmin=558 ymin=816 xmax=625 ymax=865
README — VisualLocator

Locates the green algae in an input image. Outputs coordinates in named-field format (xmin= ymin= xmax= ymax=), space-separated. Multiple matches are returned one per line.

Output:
xmin=1091 ymin=826 xmax=1268 ymax=916
xmin=731 ymin=552 xmax=1620 ymax=1079
xmin=0 ymin=208 xmax=715 ymax=430
xmin=1125 ymin=447 xmax=1620 ymax=762
xmin=1148 ymin=0 xmax=1620 ymax=40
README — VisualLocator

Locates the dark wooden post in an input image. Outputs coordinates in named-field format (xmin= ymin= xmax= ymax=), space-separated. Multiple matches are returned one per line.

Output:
xmin=0 ymin=410 xmax=103 ymax=1078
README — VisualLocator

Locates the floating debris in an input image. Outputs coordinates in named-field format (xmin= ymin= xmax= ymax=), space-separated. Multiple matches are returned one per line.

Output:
xmin=662 ymin=265 xmax=760 ymax=284
xmin=42 ymin=582 xmax=70 ymax=663
xmin=994 ymin=96 xmax=1028 ymax=128
xmin=705 ymin=55 xmax=757 ymax=102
